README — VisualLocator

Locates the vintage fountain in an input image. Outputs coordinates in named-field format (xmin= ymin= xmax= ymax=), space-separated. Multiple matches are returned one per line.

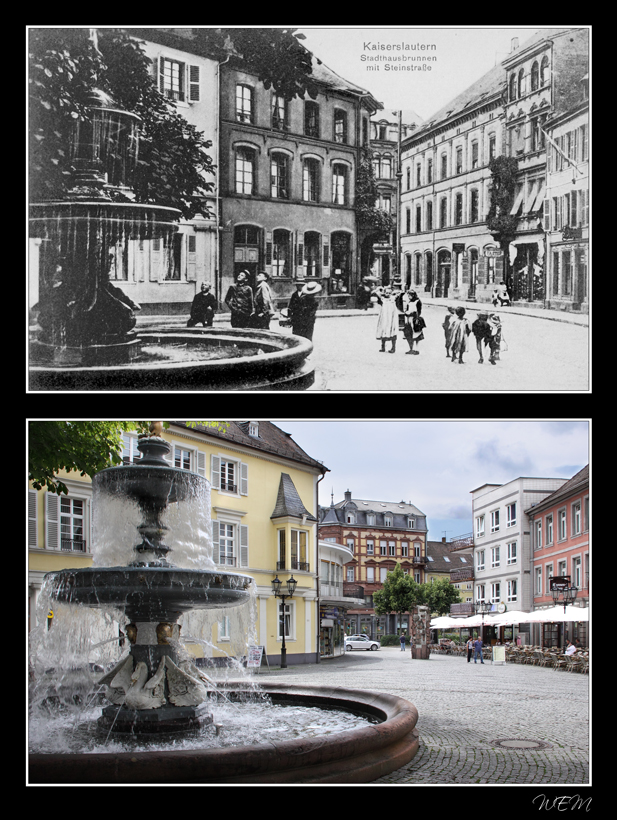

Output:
xmin=28 ymin=81 xmax=314 ymax=390
xmin=29 ymin=426 xmax=419 ymax=784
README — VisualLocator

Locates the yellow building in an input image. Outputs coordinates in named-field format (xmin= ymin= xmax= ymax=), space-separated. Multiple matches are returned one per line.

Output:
xmin=28 ymin=421 xmax=328 ymax=666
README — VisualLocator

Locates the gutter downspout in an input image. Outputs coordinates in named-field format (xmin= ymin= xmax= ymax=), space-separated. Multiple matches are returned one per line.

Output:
xmin=215 ymin=54 xmax=231 ymax=304
xmin=315 ymin=466 xmax=328 ymax=664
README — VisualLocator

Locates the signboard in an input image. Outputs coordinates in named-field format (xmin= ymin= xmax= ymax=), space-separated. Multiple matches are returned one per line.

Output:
xmin=492 ymin=645 xmax=506 ymax=665
xmin=247 ymin=645 xmax=270 ymax=672
xmin=485 ymin=248 xmax=504 ymax=258
xmin=550 ymin=576 xmax=570 ymax=591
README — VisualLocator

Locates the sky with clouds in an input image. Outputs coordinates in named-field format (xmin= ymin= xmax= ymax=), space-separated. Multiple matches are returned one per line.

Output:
xmin=271 ymin=420 xmax=589 ymax=541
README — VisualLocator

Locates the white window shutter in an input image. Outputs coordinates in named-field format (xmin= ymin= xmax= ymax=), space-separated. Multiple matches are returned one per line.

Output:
xmin=240 ymin=462 xmax=248 ymax=496
xmin=46 ymin=492 xmax=60 ymax=550
xmin=240 ymin=524 xmax=249 ymax=567
xmin=211 ymin=456 xmax=221 ymax=489
xmin=28 ymin=489 xmax=38 ymax=548
xmin=197 ymin=451 xmax=206 ymax=477
xmin=189 ymin=64 xmax=201 ymax=101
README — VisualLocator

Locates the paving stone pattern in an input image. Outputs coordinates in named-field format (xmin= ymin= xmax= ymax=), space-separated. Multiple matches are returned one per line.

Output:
xmin=260 ymin=646 xmax=589 ymax=785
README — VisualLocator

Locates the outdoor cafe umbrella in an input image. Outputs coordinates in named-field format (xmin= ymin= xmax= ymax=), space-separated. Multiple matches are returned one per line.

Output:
xmin=523 ymin=605 xmax=589 ymax=623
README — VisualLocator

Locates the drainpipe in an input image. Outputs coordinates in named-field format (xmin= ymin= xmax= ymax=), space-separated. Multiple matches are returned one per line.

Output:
xmin=315 ymin=466 xmax=328 ymax=664
xmin=215 ymin=53 xmax=231 ymax=304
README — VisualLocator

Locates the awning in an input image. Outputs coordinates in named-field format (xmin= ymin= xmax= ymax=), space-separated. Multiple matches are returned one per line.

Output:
xmin=510 ymin=186 xmax=525 ymax=215
xmin=529 ymin=181 xmax=546 ymax=213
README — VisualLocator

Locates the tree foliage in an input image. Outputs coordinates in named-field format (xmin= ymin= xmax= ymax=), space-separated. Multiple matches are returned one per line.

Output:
xmin=355 ymin=147 xmax=393 ymax=239
xmin=28 ymin=421 xmax=228 ymax=495
xmin=190 ymin=28 xmax=319 ymax=100
xmin=373 ymin=563 xmax=462 ymax=620
xmin=373 ymin=563 xmax=426 ymax=618
xmin=423 ymin=577 xmax=462 ymax=616
xmin=487 ymin=155 xmax=519 ymax=245
xmin=29 ymin=28 xmax=216 ymax=218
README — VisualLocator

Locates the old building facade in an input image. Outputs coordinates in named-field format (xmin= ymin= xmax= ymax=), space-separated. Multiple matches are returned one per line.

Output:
xmin=29 ymin=421 xmax=328 ymax=666
xmin=319 ymin=490 xmax=428 ymax=636
xmin=219 ymin=58 xmax=380 ymax=311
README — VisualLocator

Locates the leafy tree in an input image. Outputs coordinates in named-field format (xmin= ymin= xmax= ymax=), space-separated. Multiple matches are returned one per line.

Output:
xmin=424 ymin=577 xmax=462 ymax=616
xmin=373 ymin=563 xmax=425 ymax=630
xmin=28 ymin=421 xmax=228 ymax=495
xmin=190 ymin=28 xmax=319 ymax=100
xmin=29 ymin=28 xmax=215 ymax=218
xmin=487 ymin=155 xmax=519 ymax=246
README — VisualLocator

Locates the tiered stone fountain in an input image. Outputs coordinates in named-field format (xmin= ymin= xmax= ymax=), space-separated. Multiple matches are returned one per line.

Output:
xmin=28 ymin=428 xmax=419 ymax=784
xmin=29 ymin=86 xmax=314 ymax=390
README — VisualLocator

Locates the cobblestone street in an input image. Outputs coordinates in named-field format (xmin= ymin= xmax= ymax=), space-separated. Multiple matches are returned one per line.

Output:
xmin=256 ymin=646 xmax=590 ymax=787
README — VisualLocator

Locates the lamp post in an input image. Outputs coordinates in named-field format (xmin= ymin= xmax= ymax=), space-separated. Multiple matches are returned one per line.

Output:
xmin=272 ymin=574 xmax=297 ymax=669
xmin=550 ymin=575 xmax=578 ymax=613
xmin=475 ymin=599 xmax=492 ymax=641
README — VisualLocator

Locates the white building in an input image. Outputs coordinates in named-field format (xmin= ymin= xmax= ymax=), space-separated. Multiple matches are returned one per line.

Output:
xmin=471 ymin=476 xmax=567 ymax=616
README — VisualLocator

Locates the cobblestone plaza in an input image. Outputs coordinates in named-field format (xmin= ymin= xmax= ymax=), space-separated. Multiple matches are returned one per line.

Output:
xmin=256 ymin=645 xmax=590 ymax=787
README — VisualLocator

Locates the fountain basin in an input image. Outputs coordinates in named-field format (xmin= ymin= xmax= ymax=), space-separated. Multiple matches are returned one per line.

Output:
xmin=28 ymin=683 xmax=420 ymax=784
xmin=47 ymin=567 xmax=253 ymax=623
xmin=29 ymin=327 xmax=314 ymax=391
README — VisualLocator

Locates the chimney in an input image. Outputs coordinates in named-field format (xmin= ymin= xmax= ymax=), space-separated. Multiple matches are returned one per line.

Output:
xmin=344 ymin=490 xmax=352 ymax=503
xmin=511 ymin=37 xmax=519 ymax=52
xmin=442 ymin=536 xmax=446 ymax=543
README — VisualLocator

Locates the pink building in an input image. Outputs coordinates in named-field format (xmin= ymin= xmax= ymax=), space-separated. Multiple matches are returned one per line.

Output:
xmin=525 ymin=464 xmax=589 ymax=646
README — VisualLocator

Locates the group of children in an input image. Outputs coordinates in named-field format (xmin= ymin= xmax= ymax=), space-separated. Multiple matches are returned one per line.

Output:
xmin=443 ymin=306 xmax=503 ymax=365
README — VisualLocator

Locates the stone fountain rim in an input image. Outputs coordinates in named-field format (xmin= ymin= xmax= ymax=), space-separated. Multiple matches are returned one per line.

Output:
xmin=30 ymin=327 xmax=313 ymax=374
xmin=28 ymin=682 xmax=420 ymax=784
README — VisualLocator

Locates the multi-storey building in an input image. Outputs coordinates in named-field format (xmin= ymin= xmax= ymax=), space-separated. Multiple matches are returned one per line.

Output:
xmin=319 ymin=490 xmax=427 ymax=635
xmin=399 ymin=57 xmax=506 ymax=301
xmin=219 ymin=57 xmax=380 ymax=310
xmin=29 ymin=421 xmax=328 ymax=666
xmin=318 ymin=538 xmax=364 ymax=657
xmin=368 ymin=110 xmax=422 ymax=286
xmin=471 ymin=476 xmax=568 ymax=633
xmin=543 ymin=94 xmax=589 ymax=313
xmin=502 ymin=28 xmax=589 ymax=305
xmin=399 ymin=27 xmax=589 ymax=308
xmin=525 ymin=464 xmax=589 ymax=646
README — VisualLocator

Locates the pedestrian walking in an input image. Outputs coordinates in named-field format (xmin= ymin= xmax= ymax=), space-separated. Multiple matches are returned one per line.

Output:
xmin=449 ymin=307 xmax=472 ymax=364
xmin=375 ymin=286 xmax=399 ymax=353
xmin=400 ymin=633 xmax=406 ymax=652
xmin=443 ymin=306 xmax=456 ymax=358
xmin=356 ymin=278 xmax=373 ymax=311
xmin=487 ymin=313 xmax=504 ymax=365
xmin=474 ymin=636 xmax=484 ymax=664
xmin=471 ymin=312 xmax=491 ymax=363
xmin=224 ymin=271 xmax=254 ymax=328
xmin=466 ymin=636 xmax=474 ymax=663
xmin=187 ymin=282 xmax=217 ymax=327
xmin=251 ymin=271 xmax=276 ymax=329
xmin=402 ymin=288 xmax=425 ymax=355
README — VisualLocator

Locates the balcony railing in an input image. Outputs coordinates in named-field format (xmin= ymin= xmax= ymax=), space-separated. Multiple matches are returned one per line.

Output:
xmin=450 ymin=568 xmax=474 ymax=583
xmin=61 ymin=539 xmax=87 ymax=553
xmin=291 ymin=560 xmax=310 ymax=572
xmin=448 ymin=532 xmax=474 ymax=551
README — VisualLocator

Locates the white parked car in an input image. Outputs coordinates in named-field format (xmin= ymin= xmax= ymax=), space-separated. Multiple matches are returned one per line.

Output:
xmin=345 ymin=634 xmax=380 ymax=651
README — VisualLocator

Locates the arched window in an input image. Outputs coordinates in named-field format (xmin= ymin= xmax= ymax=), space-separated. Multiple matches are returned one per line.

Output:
xmin=517 ymin=68 xmax=525 ymax=98
xmin=303 ymin=158 xmax=320 ymax=202
xmin=303 ymin=231 xmax=321 ymax=277
xmin=235 ymin=146 xmax=256 ymax=195
xmin=531 ymin=61 xmax=539 ymax=91
xmin=540 ymin=56 xmax=550 ymax=86
xmin=509 ymin=74 xmax=517 ymax=101
xmin=332 ymin=164 xmax=348 ymax=204
xmin=271 ymin=152 xmax=290 ymax=199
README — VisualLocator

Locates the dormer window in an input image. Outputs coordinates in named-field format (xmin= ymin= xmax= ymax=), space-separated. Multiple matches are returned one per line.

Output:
xmin=408 ymin=517 xmax=416 ymax=529
xmin=346 ymin=512 xmax=356 ymax=524
xmin=384 ymin=514 xmax=393 ymax=527
xmin=248 ymin=421 xmax=259 ymax=438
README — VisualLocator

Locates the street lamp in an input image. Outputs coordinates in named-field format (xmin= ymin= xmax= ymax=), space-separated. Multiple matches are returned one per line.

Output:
xmin=550 ymin=575 xmax=578 ymax=613
xmin=475 ymin=598 xmax=492 ymax=641
xmin=272 ymin=574 xmax=297 ymax=669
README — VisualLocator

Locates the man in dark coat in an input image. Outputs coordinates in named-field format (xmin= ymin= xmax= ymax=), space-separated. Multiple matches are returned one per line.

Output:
xmin=288 ymin=277 xmax=321 ymax=340
xmin=187 ymin=282 xmax=217 ymax=327
xmin=224 ymin=271 xmax=254 ymax=328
